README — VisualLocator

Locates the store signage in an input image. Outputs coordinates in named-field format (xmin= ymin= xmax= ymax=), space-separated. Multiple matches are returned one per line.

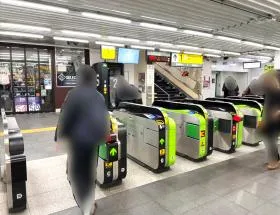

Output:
xmin=57 ymin=64 xmax=77 ymax=87
xmin=171 ymin=53 xmax=204 ymax=67
xmin=15 ymin=97 xmax=27 ymax=113
xmin=101 ymin=46 xmax=116 ymax=60
xmin=28 ymin=97 xmax=41 ymax=112
xmin=264 ymin=64 xmax=274 ymax=73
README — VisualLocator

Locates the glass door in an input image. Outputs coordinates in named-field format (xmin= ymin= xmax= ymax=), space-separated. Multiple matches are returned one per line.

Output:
xmin=39 ymin=49 xmax=53 ymax=112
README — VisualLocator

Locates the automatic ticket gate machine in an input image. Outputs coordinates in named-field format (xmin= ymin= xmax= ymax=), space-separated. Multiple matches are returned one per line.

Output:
xmin=153 ymin=100 xmax=213 ymax=161
xmin=184 ymin=99 xmax=244 ymax=153
xmin=113 ymin=102 xmax=176 ymax=173
xmin=207 ymin=98 xmax=262 ymax=146
xmin=97 ymin=115 xmax=127 ymax=187
xmin=228 ymin=96 xmax=264 ymax=106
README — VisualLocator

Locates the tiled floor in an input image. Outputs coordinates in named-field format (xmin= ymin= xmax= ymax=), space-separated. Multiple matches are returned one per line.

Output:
xmin=0 ymin=113 xmax=275 ymax=215
xmin=53 ymin=150 xmax=280 ymax=215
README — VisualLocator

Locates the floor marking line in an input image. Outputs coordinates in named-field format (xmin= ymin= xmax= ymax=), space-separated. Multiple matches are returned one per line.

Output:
xmin=0 ymin=126 xmax=56 ymax=136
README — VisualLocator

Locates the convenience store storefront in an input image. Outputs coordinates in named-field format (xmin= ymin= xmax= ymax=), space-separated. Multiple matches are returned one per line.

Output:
xmin=0 ymin=43 xmax=89 ymax=113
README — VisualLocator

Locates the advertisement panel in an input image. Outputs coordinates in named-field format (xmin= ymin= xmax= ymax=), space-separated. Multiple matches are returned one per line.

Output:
xmin=171 ymin=53 xmax=204 ymax=67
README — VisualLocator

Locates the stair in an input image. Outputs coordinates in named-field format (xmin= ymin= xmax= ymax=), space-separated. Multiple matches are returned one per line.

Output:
xmin=154 ymin=72 xmax=188 ymax=102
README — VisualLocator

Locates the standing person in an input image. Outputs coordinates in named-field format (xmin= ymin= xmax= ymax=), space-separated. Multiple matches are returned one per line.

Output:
xmin=259 ymin=70 xmax=280 ymax=170
xmin=56 ymin=64 xmax=109 ymax=214
xmin=222 ymin=76 xmax=239 ymax=97
xmin=242 ymin=78 xmax=262 ymax=96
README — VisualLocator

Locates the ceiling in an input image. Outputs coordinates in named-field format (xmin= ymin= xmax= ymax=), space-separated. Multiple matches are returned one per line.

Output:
xmin=0 ymin=0 xmax=280 ymax=57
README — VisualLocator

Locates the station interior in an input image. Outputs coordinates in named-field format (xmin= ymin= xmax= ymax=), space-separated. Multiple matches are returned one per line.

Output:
xmin=1 ymin=0 xmax=280 ymax=214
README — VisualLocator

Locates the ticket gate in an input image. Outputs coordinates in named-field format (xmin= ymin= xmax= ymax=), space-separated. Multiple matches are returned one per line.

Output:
xmin=153 ymin=100 xmax=213 ymax=161
xmin=113 ymin=102 xmax=176 ymax=173
xmin=207 ymin=98 xmax=262 ymax=146
xmin=1 ymin=109 xmax=27 ymax=212
xmin=184 ymin=99 xmax=243 ymax=153
xmin=97 ymin=115 xmax=127 ymax=187
xmin=228 ymin=96 xmax=264 ymax=105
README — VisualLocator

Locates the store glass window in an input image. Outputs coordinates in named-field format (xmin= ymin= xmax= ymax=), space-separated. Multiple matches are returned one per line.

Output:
xmin=0 ymin=46 xmax=13 ymax=112
xmin=39 ymin=49 xmax=53 ymax=112
xmin=56 ymin=48 xmax=85 ymax=87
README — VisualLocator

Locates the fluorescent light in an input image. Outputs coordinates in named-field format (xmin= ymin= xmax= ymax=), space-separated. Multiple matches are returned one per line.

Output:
xmin=265 ymin=45 xmax=280 ymax=51
xmin=183 ymin=30 xmax=213 ymax=38
xmin=216 ymin=35 xmax=241 ymax=43
xmin=204 ymin=54 xmax=221 ymax=58
xmin=82 ymin=12 xmax=132 ymax=24
xmin=0 ymin=22 xmax=51 ymax=32
xmin=267 ymin=0 xmax=280 ymax=6
xmin=224 ymin=51 xmax=241 ymax=56
xmin=131 ymin=45 xmax=155 ymax=51
xmin=61 ymin=30 xmax=101 ymax=38
xmin=92 ymin=6 xmax=130 ymax=15
xmin=0 ymin=0 xmax=69 ymax=13
xmin=228 ymin=0 xmax=275 ymax=14
xmin=176 ymin=45 xmax=200 ymax=50
xmin=53 ymin=36 xmax=89 ymax=43
xmin=247 ymin=0 xmax=280 ymax=13
xmin=243 ymin=41 xmax=264 ymax=47
xmin=95 ymin=41 xmax=125 ymax=47
xmin=184 ymin=51 xmax=202 ymax=55
xmin=141 ymin=16 xmax=176 ymax=24
xmin=140 ymin=23 xmax=177 ymax=31
xmin=146 ymin=41 xmax=173 ymax=47
xmin=0 ymin=31 xmax=43 ymax=38
xmin=238 ymin=57 xmax=255 ymax=61
xmin=160 ymin=48 xmax=180 ymax=53
xmin=107 ymin=36 xmax=140 ymax=43
xmin=204 ymin=48 xmax=222 ymax=54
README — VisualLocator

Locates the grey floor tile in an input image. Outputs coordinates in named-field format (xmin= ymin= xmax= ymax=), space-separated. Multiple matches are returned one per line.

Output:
xmin=251 ymin=203 xmax=280 ymax=215
xmin=225 ymin=189 xmax=266 ymax=211
xmin=243 ymin=182 xmax=280 ymax=201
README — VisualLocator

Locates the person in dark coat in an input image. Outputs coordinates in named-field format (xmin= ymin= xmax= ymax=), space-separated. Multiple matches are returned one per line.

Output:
xmin=222 ymin=76 xmax=239 ymax=97
xmin=57 ymin=64 xmax=109 ymax=215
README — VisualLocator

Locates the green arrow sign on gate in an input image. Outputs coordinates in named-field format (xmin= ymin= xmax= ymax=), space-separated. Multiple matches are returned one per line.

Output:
xmin=110 ymin=147 xmax=117 ymax=157
xmin=160 ymin=138 xmax=165 ymax=145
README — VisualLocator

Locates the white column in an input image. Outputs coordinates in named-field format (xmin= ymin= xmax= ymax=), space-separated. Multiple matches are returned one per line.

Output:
xmin=275 ymin=51 xmax=280 ymax=70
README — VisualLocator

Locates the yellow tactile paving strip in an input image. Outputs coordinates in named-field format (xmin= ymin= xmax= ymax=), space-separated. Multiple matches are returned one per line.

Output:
xmin=0 ymin=126 xmax=56 ymax=136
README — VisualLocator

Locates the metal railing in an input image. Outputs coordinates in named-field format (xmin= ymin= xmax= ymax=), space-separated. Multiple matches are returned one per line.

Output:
xmin=154 ymin=83 xmax=170 ymax=100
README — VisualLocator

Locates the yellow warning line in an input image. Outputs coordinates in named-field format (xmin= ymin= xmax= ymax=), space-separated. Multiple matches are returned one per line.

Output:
xmin=0 ymin=127 xmax=56 ymax=136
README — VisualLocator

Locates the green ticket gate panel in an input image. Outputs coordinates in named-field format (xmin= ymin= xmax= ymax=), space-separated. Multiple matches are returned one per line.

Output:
xmin=153 ymin=100 xmax=213 ymax=161
xmin=184 ymin=99 xmax=243 ymax=153
xmin=97 ymin=115 xmax=127 ymax=187
xmin=113 ymin=102 xmax=176 ymax=173
xmin=207 ymin=98 xmax=262 ymax=146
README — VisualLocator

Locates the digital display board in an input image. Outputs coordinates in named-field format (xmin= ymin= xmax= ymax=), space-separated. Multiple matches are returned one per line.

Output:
xmin=101 ymin=46 xmax=116 ymax=60
xmin=118 ymin=48 xmax=140 ymax=64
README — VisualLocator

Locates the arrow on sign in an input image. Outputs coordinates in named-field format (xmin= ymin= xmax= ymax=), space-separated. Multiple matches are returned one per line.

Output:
xmin=160 ymin=138 xmax=165 ymax=145
xmin=110 ymin=148 xmax=117 ymax=156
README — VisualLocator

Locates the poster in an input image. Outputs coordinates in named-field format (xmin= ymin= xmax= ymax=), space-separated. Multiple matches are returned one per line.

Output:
xmin=28 ymin=97 xmax=41 ymax=112
xmin=15 ymin=97 xmax=27 ymax=112
xmin=44 ymin=78 xmax=52 ymax=90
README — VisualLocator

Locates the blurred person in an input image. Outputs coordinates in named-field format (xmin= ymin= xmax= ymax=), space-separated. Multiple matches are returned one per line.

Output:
xmin=56 ymin=64 xmax=109 ymax=214
xmin=242 ymin=77 xmax=263 ymax=96
xmin=222 ymin=76 xmax=239 ymax=97
xmin=258 ymin=70 xmax=280 ymax=170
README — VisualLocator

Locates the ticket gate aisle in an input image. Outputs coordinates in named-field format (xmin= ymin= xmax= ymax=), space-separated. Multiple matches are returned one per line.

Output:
xmin=207 ymin=98 xmax=263 ymax=146
xmin=153 ymin=100 xmax=213 ymax=161
xmin=113 ymin=102 xmax=176 ymax=173
xmin=97 ymin=115 xmax=127 ymax=187
xmin=184 ymin=99 xmax=244 ymax=153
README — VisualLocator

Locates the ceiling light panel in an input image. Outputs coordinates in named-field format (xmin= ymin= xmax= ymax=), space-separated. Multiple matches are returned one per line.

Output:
xmin=160 ymin=48 xmax=180 ymax=53
xmin=0 ymin=0 xmax=69 ymax=13
xmin=0 ymin=31 xmax=44 ymax=38
xmin=0 ymin=23 xmax=51 ymax=32
xmin=61 ymin=30 xmax=101 ymax=38
xmin=243 ymin=41 xmax=264 ymax=47
xmin=183 ymin=30 xmax=213 ymax=37
xmin=146 ymin=41 xmax=173 ymax=47
xmin=204 ymin=48 xmax=222 ymax=54
xmin=140 ymin=23 xmax=177 ymax=31
xmin=216 ymin=35 xmax=241 ymax=43
xmin=265 ymin=45 xmax=280 ymax=50
xmin=223 ymin=51 xmax=241 ymax=56
xmin=82 ymin=12 xmax=132 ymax=24
xmin=176 ymin=45 xmax=200 ymax=50
xmin=131 ymin=45 xmax=155 ymax=50
xmin=204 ymin=54 xmax=221 ymax=58
xmin=107 ymin=36 xmax=140 ymax=43
xmin=95 ymin=41 xmax=125 ymax=47
xmin=53 ymin=36 xmax=89 ymax=43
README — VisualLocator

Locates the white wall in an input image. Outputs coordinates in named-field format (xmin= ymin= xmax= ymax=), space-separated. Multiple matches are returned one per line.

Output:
xmin=201 ymin=60 xmax=215 ymax=99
